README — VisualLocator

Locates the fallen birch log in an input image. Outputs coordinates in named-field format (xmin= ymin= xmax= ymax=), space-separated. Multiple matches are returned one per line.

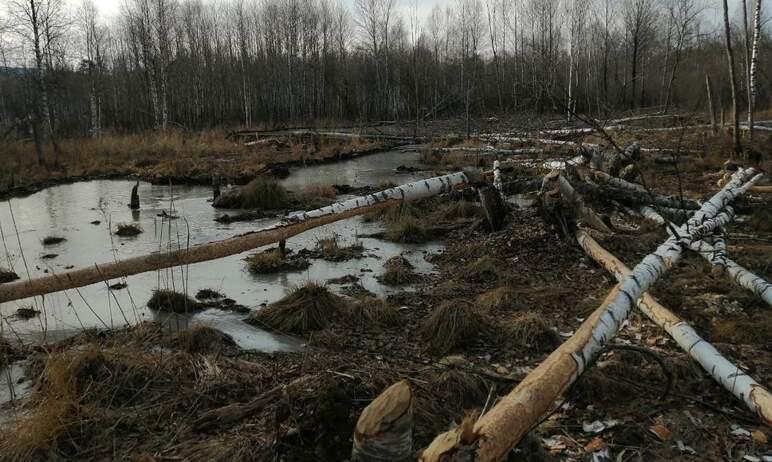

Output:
xmin=584 ymin=169 xmax=647 ymax=193
xmin=572 ymin=180 xmax=701 ymax=210
xmin=576 ymin=230 xmax=772 ymax=423
xmin=0 ymin=172 xmax=472 ymax=304
xmin=690 ymin=240 xmax=772 ymax=309
xmin=420 ymin=169 xmax=761 ymax=462
xmin=352 ymin=380 xmax=413 ymax=462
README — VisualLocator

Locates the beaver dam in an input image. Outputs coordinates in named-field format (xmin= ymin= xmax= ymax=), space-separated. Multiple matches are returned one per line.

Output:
xmin=1 ymin=121 xmax=771 ymax=461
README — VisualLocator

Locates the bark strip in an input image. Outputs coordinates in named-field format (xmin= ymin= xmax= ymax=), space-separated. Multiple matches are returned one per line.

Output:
xmin=421 ymin=168 xmax=760 ymax=462
xmin=0 ymin=173 xmax=470 ymax=304
xmin=577 ymin=230 xmax=772 ymax=425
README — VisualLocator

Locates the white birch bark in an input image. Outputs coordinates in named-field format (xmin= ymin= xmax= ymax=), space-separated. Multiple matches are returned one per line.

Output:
xmin=422 ymin=168 xmax=762 ymax=462
xmin=640 ymin=205 xmax=666 ymax=225
xmin=750 ymin=0 xmax=763 ymax=110
xmin=691 ymin=240 xmax=772 ymax=309
xmin=0 ymin=172 xmax=471 ymax=304
xmin=493 ymin=160 xmax=503 ymax=192
xmin=576 ymin=230 xmax=772 ymax=425
xmin=586 ymin=169 xmax=647 ymax=192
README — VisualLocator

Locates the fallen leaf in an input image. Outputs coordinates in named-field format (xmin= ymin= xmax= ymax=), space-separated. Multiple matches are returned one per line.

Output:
xmin=585 ymin=437 xmax=606 ymax=453
xmin=751 ymin=430 xmax=768 ymax=445
xmin=649 ymin=424 xmax=672 ymax=441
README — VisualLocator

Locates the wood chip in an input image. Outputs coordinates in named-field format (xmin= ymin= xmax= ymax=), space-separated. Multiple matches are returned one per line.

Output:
xmin=584 ymin=437 xmax=606 ymax=453
xmin=752 ymin=430 xmax=768 ymax=445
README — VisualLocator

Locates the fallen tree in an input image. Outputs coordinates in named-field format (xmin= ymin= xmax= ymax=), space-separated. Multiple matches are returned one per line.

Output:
xmin=577 ymin=230 xmax=772 ymax=422
xmin=420 ymin=168 xmax=764 ymax=462
xmin=0 ymin=172 xmax=473 ymax=304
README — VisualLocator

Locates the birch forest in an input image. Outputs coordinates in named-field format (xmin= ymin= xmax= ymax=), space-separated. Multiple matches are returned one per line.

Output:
xmin=0 ymin=0 xmax=769 ymax=135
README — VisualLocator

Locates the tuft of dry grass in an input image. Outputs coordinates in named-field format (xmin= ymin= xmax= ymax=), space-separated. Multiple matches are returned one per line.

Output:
xmin=0 ymin=267 xmax=20 ymax=283
xmin=477 ymin=285 xmax=523 ymax=312
xmin=386 ymin=216 xmax=430 ymax=243
xmin=246 ymin=249 xmax=310 ymax=274
xmin=42 ymin=236 xmax=66 ymax=246
xmin=114 ymin=223 xmax=143 ymax=237
xmin=171 ymin=325 xmax=238 ymax=355
xmin=427 ymin=367 xmax=489 ymax=411
xmin=315 ymin=236 xmax=365 ymax=261
xmin=379 ymin=256 xmax=421 ymax=286
xmin=213 ymin=178 xmax=289 ymax=210
xmin=466 ymin=256 xmax=507 ymax=282
xmin=247 ymin=282 xmax=345 ymax=334
xmin=347 ymin=297 xmax=400 ymax=327
xmin=504 ymin=312 xmax=561 ymax=354
xmin=147 ymin=289 xmax=200 ymax=313
xmin=420 ymin=302 xmax=485 ymax=355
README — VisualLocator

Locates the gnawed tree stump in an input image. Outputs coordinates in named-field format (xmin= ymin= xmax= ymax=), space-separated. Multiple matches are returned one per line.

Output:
xmin=543 ymin=171 xmax=611 ymax=234
xmin=130 ymin=181 xmax=140 ymax=210
xmin=577 ymin=230 xmax=772 ymax=425
xmin=352 ymin=380 xmax=413 ymax=462
xmin=478 ymin=186 xmax=507 ymax=232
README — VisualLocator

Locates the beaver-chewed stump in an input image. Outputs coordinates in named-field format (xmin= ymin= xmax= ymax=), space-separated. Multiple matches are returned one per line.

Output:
xmin=352 ymin=380 xmax=414 ymax=462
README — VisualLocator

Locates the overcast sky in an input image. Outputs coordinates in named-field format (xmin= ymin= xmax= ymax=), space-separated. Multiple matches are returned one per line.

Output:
xmin=89 ymin=0 xmax=749 ymax=28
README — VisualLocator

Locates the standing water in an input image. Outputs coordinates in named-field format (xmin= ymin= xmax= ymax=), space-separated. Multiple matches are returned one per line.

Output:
xmin=0 ymin=150 xmax=439 ymax=351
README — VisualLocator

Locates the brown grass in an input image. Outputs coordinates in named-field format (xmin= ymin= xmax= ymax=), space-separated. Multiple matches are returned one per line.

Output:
xmin=420 ymin=301 xmax=485 ymax=355
xmin=171 ymin=325 xmax=238 ymax=355
xmin=504 ymin=312 xmax=561 ymax=354
xmin=0 ymin=267 xmax=19 ymax=283
xmin=466 ymin=256 xmax=507 ymax=282
xmin=315 ymin=236 xmax=365 ymax=261
xmin=245 ymin=249 xmax=311 ymax=274
xmin=247 ymin=282 xmax=345 ymax=334
xmin=379 ymin=256 xmax=421 ymax=286
xmin=348 ymin=297 xmax=400 ymax=327
xmin=477 ymin=285 xmax=523 ymax=312
xmin=114 ymin=223 xmax=143 ymax=237
xmin=213 ymin=178 xmax=289 ymax=209
xmin=386 ymin=216 xmax=430 ymax=243
xmin=147 ymin=289 xmax=200 ymax=313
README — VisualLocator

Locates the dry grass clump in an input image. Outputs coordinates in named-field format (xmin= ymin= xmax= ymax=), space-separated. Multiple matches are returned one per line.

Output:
xmin=750 ymin=208 xmax=772 ymax=233
xmin=247 ymin=283 xmax=345 ymax=334
xmin=477 ymin=285 xmax=523 ymax=312
xmin=438 ymin=200 xmax=481 ymax=221
xmin=300 ymin=184 xmax=338 ymax=209
xmin=504 ymin=312 xmax=561 ymax=354
xmin=467 ymin=256 xmax=508 ymax=282
xmin=147 ymin=289 xmax=200 ymax=313
xmin=315 ymin=236 xmax=365 ymax=261
xmin=196 ymin=288 xmax=224 ymax=301
xmin=348 ymin=297 xmax=400 ymax=327
xmin=0 ymin=266 xmax=20 ymax=283
xmin=420 ymin=302 xmax=485 ymax=355
xmin=246 ymin=249 xmax=311 ymax=274
xmin=213 ymin=178 xmax=289 ymax=209
xmin=427 ymin=367 xmax=489 ymax=411
xmin=379 ymin=256 xmax=421 ymax=286
xmin=114 ymin=223 xmax=143 ymax=237
xmin=386 ymin=216 xmax=430 ymax=243
xmin=42 ymin=236 xmax=66 ymax=246
xmin=171 ymin=325 xmax=238 ymax=355
xmin=16 ymin=306 xmax=41 ymax=319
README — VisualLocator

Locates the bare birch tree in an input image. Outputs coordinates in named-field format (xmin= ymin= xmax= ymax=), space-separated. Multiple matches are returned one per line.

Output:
xmin=722 ymin=0 xmax=743 ymax=154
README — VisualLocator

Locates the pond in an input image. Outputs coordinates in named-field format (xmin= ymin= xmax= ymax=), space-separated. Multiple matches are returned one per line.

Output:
xmin=0 ymin=150 xmax=439 ymax=352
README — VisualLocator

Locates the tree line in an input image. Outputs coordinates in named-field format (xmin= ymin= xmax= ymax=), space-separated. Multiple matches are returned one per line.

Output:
xmin=0 ymin=0 xmax=768 ymax=141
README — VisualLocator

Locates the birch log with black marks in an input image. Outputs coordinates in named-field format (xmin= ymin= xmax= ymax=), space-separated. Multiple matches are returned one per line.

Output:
xmin=576 ymin=230 xmax=772 ymax=424
xmin=691 ymin=240 xmax=772 ymax=308
xmin=0 ymin=173 xmax=472 ymax=304
xmin=352 ymin=380 xmax=413 ymax=462
xmin=420 ymin=169 xmax=762 ymax=462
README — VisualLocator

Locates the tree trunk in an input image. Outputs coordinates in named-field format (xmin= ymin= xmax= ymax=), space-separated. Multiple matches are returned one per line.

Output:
xmin=722 ymin=0 xmax=743 ymax=155
xmin=544 ymin=172 xmax=611 ymax=234
xmin=478 ymin=186 xmax=507 ymax=232
xmin=420 ymin=169 xmax=762 ymax=462
xmin=749 ymin=0 xmax=763 ymax=141
xmin=352 ymin=380 xmax=413 ymax=462
xmin=706 ymin=75 xmax=718 ymax=134
xmin=576 ymin=230 xmax=772 ymax=423
xmin=0 ymin=173 xmax=472 ymax=304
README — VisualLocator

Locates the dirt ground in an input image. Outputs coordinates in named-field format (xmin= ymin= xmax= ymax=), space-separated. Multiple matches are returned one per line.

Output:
xmin=0 ymin=121 xmax=771 ymax=461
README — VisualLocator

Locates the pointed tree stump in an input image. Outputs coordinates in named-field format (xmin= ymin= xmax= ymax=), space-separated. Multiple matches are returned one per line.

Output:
xmin=130 ymin=181 xmax=140 ymax=210
xmin=352 ymin=380 xmax=413 ymax=462
xmin=478 ymin=186 xmax=507 ymax=232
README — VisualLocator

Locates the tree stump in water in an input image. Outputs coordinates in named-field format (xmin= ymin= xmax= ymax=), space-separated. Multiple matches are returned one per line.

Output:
xmin=478 ymin=186 xmax=506 ymax=232
xmin=130 ymin=181 xmax=140 ymax=210
xmin=352 ymin=380 xmax=413 ymax=462
xmin=212 ymin=177 xmax=221 ymax=201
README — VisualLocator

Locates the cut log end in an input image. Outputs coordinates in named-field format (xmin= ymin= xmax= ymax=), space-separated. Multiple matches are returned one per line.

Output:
xmin=352 ymin=380 xmax=414 ymax=462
